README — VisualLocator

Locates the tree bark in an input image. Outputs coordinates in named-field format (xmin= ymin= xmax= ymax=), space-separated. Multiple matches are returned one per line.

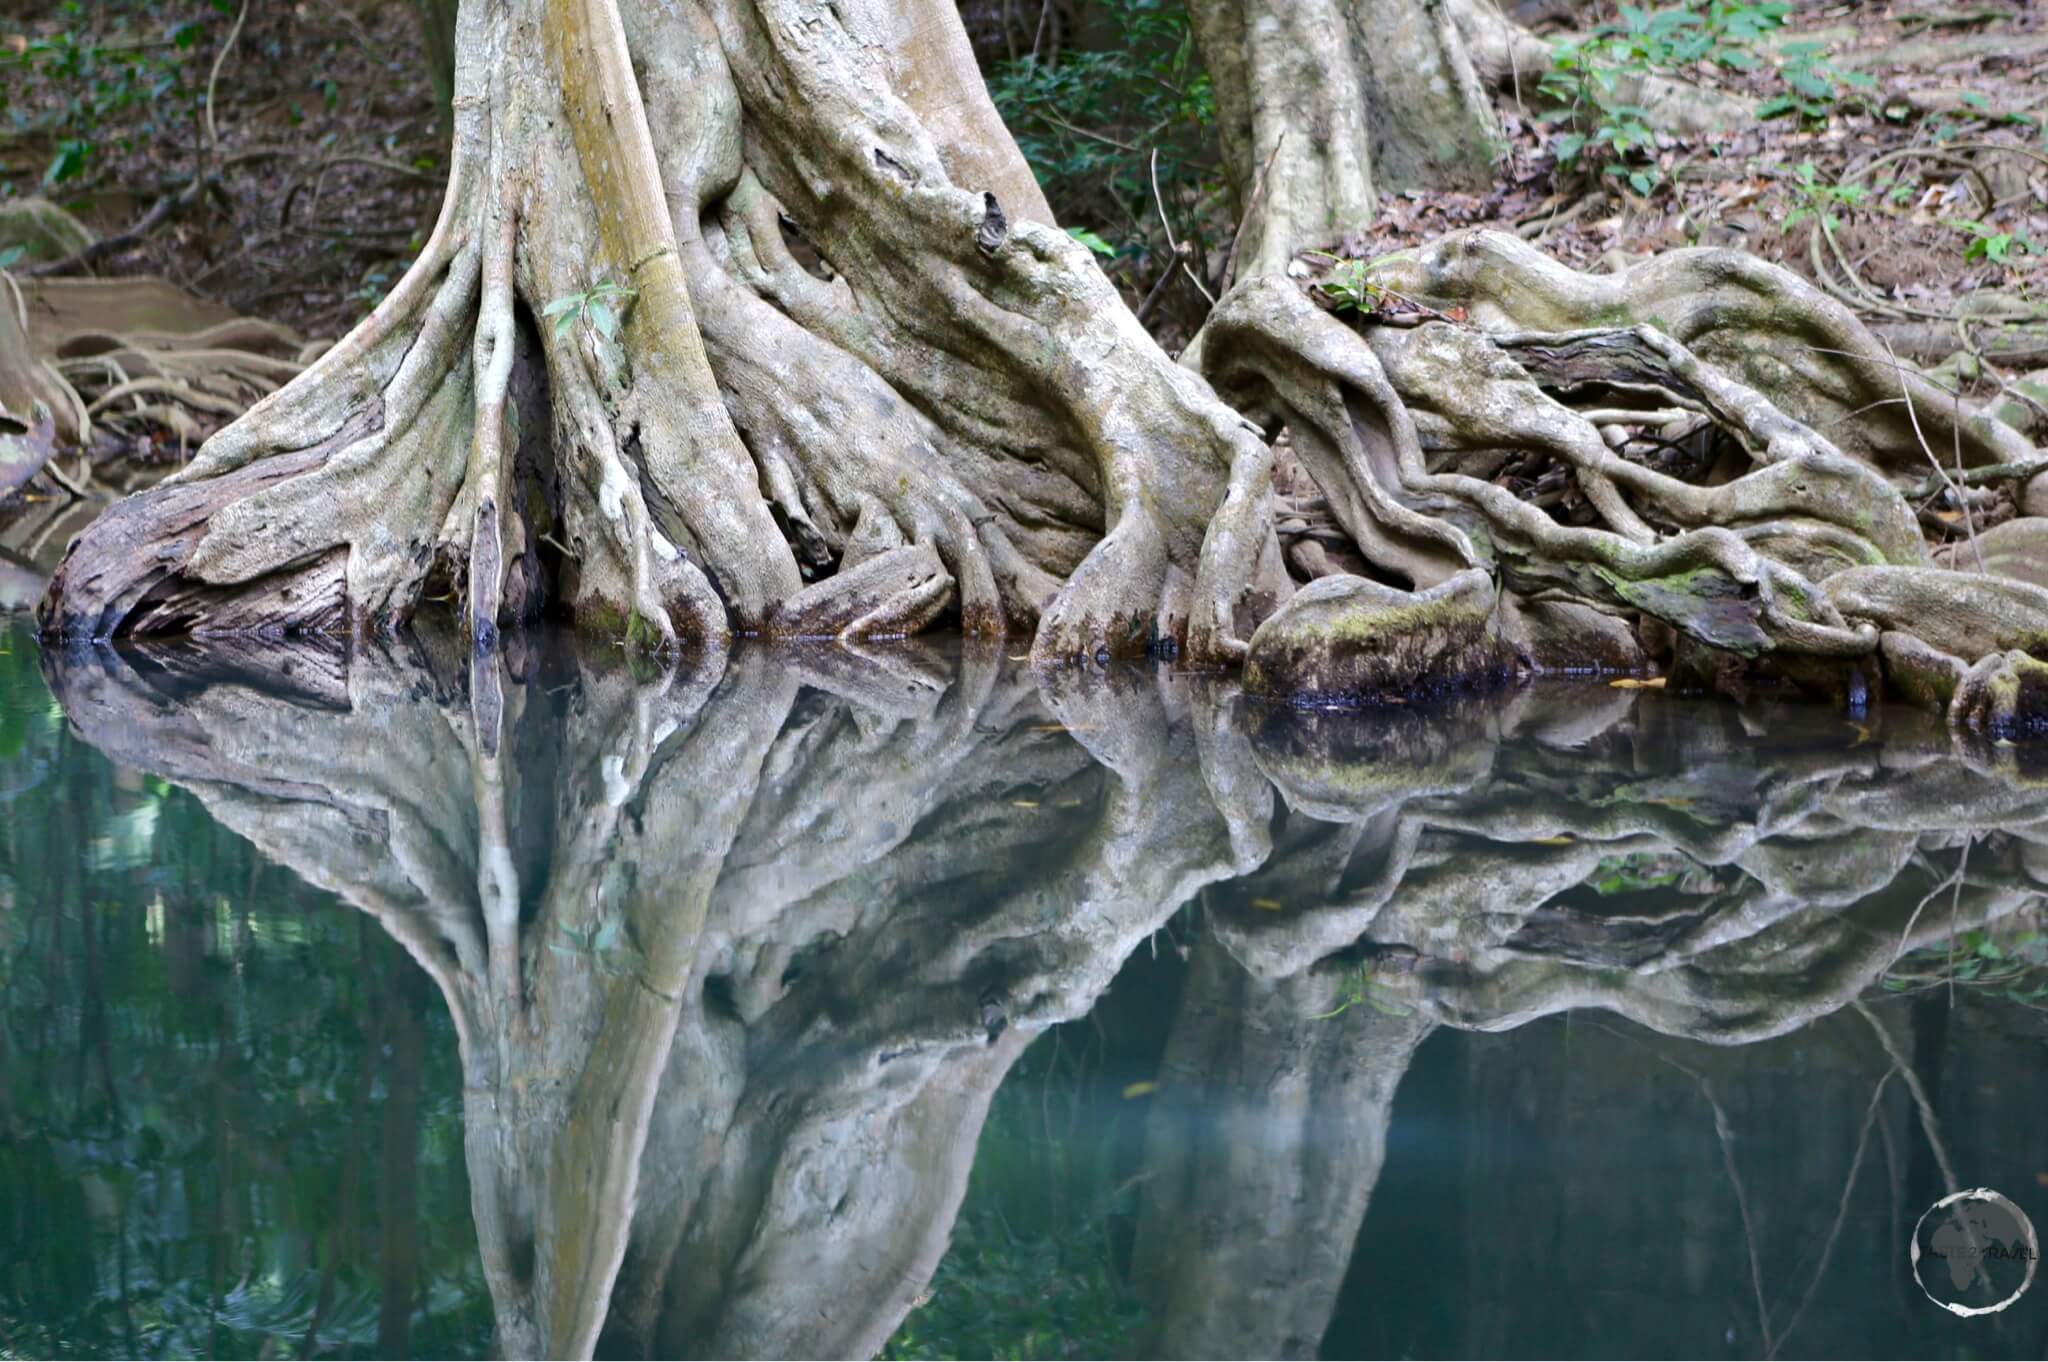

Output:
xmin=31 ymin=0 xmax=2048 ymax=737
xmin=1189 ymin=0 xmax=1506 ymax=278
xmin=37 ymin=0 xmax=1268 ymax=667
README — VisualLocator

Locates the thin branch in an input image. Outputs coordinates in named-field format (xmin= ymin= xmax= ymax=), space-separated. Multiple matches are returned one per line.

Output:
xmin=1769 ymin=1070 xmax=1892 ymax=1359
xmin=1220 ymin=133 xmax=1284 ymax=296
xmin=1887 ymin=340 xmax=1981 ymax=570
xmin=204 ymin=0 xmax=251 ymax=163
xmin=1151 ymin=148 xmax=1213 ymax=306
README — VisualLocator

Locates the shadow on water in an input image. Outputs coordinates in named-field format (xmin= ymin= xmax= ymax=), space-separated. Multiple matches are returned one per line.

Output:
xmin=6 ymin=617 xmax=2048 ymax=1358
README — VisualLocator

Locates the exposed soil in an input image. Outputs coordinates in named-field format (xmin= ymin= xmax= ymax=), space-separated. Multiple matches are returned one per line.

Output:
xmin=1330 ymin=0 xmax=2048 ymax=386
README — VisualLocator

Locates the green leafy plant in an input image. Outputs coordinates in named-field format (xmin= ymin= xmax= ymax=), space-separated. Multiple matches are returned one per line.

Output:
xmin=1758 ymin=40 xmax=1876 ymax=123
xmin=542 ymin=279 xmax=638 ymax=340
xmin=1954 ymin=219 xmax=2037 ymax=265
xmin=1783 ymin=160 xmax=1869 ymax=233
xmin=1307 ymin=252 xmax=1386 ymax=314
xmin=1536 ymin=0 xmax=1772 ymax=195
xmin=1540 ymin=0 xmax=1874 ymax=192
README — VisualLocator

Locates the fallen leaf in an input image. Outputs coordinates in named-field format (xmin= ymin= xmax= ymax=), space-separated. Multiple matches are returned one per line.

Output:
xmin=1528 ymin=835 xmax=1574 ymax=846
xmin=1610 ymin=676 xmax=1668 ymax=689
xmin=1011 ymin=799 xmax=1039 ymax=808
xmin=1122 ymin=1081 xmax=1160 ymax=1099
xmin=1251 ymin=897 xmax=1286 ymax=911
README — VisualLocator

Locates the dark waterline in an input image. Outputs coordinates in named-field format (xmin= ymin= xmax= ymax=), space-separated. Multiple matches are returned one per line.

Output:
xmin=2 ymin=615 xmax=2045 ymax=1359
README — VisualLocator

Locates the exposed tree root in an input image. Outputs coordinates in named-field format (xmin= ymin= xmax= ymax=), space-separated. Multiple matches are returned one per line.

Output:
xmin=28 ymin=0 xmax=2048 ymax=742
xmin=38 ymin=0 xmax=1277 ymax=671
xmin=1196 ymin=229 xmax=2048 ymax=732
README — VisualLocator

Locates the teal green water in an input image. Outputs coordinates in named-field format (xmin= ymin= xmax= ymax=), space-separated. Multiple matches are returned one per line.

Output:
xmin=2 ymin=615 xmax=2044 ymax=1359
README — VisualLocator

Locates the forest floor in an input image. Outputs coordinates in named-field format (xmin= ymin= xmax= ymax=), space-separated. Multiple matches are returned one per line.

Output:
xmin=1332 ymin=0 xmax=2048 ymax=394
xmin=1 ymin=0 xmax=2045 ymax=512
xmin=1 ymin=1 xmax=442 ymax=346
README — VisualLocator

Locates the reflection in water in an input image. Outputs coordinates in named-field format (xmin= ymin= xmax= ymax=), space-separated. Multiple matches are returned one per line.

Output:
xmin=16 ymin=622 xmax=2048 ymax=1358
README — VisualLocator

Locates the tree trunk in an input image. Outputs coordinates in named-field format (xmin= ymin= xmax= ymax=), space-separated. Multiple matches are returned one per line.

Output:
xmin=32 ymin=0 xmax=2048 ymax=735
xmin=1188 ymin=0 xmax=1505 ymax=278
xmin=37 ymin=0 xmax=1271 ymax=667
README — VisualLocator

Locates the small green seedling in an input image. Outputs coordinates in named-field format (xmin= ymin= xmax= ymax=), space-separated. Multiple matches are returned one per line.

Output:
xmin=1783 ymin=160 xmax=1868 ymax=233
xmin=543 ymin=279 xmax=638 ymax=341
xmin=1306 ymin=252 xmax=1384 ymax=314
xmin=1954 ymin=219 xmax=2037 ymax=265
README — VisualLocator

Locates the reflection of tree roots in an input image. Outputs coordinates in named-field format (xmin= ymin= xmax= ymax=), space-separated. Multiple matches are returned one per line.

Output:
xmin=44 ymin=636 xmax=2048 ymax=1357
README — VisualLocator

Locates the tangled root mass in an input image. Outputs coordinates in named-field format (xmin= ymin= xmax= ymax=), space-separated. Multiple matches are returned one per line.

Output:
xmin=32 ymin=0 xmax=2048 ymax=736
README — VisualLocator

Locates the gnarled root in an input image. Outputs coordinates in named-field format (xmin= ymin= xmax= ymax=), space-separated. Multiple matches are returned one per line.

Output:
xmin=38 ymin=0 xmax=1277 ymax=668
xmin=1197 ymin=231 xmax=2048 ymax=729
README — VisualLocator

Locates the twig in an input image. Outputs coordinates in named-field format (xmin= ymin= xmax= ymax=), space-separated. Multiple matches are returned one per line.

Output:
xmin=22 ymin=188 xmax=191 ymax=278
xmin=1768 ymin=1070 xmax=1893 ymax=1359
xmin=1703 ymin=1076 xmax=1776 ymax=1359
xmin=1219 ymin=134 xmax=1283 ymax=295
xmin=1854 ymin=1001 xmax=1961 ymax=1197
xmin=1134 ymin=242 xmax=1189 ymax=326
xmin=1887 ymin=340 xmax=1981 ymax=570
xmin=1033 ymin=111 xmax=1140 ymax=153
xmin=1150 ymin=148 xmax=1213 ymax=306
xmin=204 ymin=0 xmax=251 ymax=162
xmin=1028 ymin=0 xmax=1052 ymax=64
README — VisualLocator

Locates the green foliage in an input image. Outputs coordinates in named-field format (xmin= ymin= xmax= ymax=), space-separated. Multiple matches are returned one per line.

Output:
xmin=1587 ymin=851 xmax=1688 ymax=896
xmin=0 ymin=244 xmax=23 ymax=272
xmin=1066 ymin=226 xmax=1117 ymax=257
xmin=1882 ymin=926 xmax=2048 ymax=1007
xmin=987 ymin=0 xmax=1219 ymax=271
xmin=1782 ymin=160 xmax=1868 ymax=234
xmin=1540 ymin=1 xmax=1871 ymax=194
xmin=542 ymin=279 xmax=637 ymax=341
xmin=0 ymin=5 xmax=209 ymax=194
xmin=1953 ymin=218 xmax=2037 ymax=265
xmin=1756 ymin=40 xmax=1875 ymax=123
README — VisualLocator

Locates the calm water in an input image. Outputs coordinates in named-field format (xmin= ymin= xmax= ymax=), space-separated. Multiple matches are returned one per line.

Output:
xmin=2 ymin=614 xmax=2045 ymax=1360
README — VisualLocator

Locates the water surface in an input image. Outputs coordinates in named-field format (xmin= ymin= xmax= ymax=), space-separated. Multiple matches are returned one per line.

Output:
xmin=3 ymin=617 xmax=2045 ymax=1359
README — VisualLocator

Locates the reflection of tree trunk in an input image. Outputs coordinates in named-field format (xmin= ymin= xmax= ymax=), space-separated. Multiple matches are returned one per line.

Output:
xmin=1132 ymin=934 xmax=1433 ymax=1359
xmin=45 ymin=637 xmax=1262 ymax=1360
xmin=376 ymin=958 xmax=428 ymax=1359
xmin=43 ymin=632 xmax=2048 ymax=1360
